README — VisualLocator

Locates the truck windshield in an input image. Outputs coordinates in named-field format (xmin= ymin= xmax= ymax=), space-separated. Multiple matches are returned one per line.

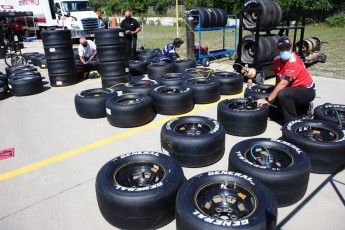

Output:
xmin=61 ymin=1 xmax=92 ymax=12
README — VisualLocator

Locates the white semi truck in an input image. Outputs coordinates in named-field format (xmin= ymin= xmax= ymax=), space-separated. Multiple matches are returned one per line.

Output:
xmin=0 ymin=0 xmax=103 ymax=38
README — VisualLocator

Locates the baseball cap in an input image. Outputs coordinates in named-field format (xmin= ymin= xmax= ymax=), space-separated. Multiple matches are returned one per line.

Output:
xmin=277 ymin=36 xmax=291 ymax=49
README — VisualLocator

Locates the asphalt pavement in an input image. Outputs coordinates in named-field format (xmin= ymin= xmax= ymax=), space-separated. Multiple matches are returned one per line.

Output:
xmin=0 ymin=41 xmax=344 ymax=230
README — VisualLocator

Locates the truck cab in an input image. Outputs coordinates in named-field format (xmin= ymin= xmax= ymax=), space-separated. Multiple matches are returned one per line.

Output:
xmin=54 ymin=0 xmax=102 ymax=36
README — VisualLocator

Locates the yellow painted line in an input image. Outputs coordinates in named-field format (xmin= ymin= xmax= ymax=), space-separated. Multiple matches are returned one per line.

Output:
xmin=0 ymin=80 xmax=275 ymax=181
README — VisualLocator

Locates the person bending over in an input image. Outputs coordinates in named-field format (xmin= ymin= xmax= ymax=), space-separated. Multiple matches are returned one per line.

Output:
xmin=156 ymin=38 xmax=185 ymax=62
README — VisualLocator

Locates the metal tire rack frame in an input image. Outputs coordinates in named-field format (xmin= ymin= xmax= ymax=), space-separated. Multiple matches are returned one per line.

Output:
xmin=234 ymin=6 xmax=306 ymax=83
xmin=193 ymin=13 xmax=238 ymax=66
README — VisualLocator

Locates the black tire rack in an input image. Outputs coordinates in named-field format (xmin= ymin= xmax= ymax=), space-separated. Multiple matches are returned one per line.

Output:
xmin=234 ymin=3 xmax=306 ymax=84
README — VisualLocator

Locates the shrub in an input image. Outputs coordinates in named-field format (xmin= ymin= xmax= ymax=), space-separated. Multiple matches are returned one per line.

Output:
xmin=325 ymin=13 xmax=345 ymax=27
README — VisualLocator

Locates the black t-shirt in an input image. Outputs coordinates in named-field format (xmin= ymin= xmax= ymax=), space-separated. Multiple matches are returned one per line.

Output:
xmin=120 ymin=17 xmax=140 ymax=38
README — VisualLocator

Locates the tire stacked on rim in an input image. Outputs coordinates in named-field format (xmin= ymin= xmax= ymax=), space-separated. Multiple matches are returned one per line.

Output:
xmin=95 ymin=28 xmax=131 ymax=90
xmin=41 ymin=30 xmax=78 ymax=87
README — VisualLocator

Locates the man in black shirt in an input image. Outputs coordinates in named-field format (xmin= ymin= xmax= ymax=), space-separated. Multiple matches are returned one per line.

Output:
xmin=120 ymin=10 xmax=141 ymax=60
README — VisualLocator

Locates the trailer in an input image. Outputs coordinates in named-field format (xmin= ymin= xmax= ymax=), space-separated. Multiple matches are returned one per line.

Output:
xmin=0 ymin=0 xmax=102 ymax=39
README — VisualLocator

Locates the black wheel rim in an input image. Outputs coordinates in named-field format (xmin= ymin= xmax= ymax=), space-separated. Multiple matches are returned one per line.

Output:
xmin=195 ymin=182 xmax=256 ymax=220
xmin=174 ymin=122 xmax=211 ymax=135
xmin=243 ymin=146 xmax=294 ymax=169
xmin=190 ymin=79 xmax=212 ymax=85
xmin=295 ymin=126 xmax=338 ymax=142
xmin=160 ymin=87 xmax=182 ymax=94
xmin=114 ymin=162 xmax=165 ymax=187
xmin=130 ymin=81 xmax=154 ymax=87
xmin=227 ymin=100 xmax=257 ymax=111
xmin=115 ymin=97 xmax=143 ymax=105
xmin=324 ymin=108 xmax=345 ymax=121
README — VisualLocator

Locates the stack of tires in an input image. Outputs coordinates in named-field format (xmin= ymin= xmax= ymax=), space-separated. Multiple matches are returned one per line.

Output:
xmin=5 ymin=65 xmax=43 ymax=96
xmin=95 ymin=28 xmax=131 ymax=90
xmin=238 ymin=0 xmax=282 ymax=66
xmin=189 ymin=7 xmax=228 ymax=27
xmin=42 ymin=30 xmax=78 ymax=87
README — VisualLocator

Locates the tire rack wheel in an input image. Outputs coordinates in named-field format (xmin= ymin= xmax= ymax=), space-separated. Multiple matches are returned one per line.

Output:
xmin=41 ymin=30 xmax=72 ymax=46
xmin=156 ymin=73 xmax=187 ymax=86
xmin=229 ymin=138 xmax=311 ymax=207
xmin=171 ymin=59 xmax=196 ymax=73
xmin=94 ymin=28 xmax=126 ymax=46
xmin=175 ymin=171 xmax=277 ymax=230
xmin=101 ymin=74 xmax=131 ymax=90
xmin=313 ymin=103 xmax=345 ymax=126
xmin=8 ymin=75 xmax=43 ymax=96
xmin=212 ymin=71 xmax=243 ymax=95
xmin=160 ymin=116 xmax=225 ymax=167
xmin=49 ymin=71 xmax=79 ymax=87
xmin=74 ymin=88 xmax=117 ymax=119
xmin=129 ymin=60 xmax=149 ymax=76
xmin=151 ymin=85 xmax=194 ymax=115
xmin=46 ymin=59 xmax=76 ymax=74
xmin=244 ymin=84 xmax=275 ymax=100
xmin=202 ymin=58 xmax=210 ymax=67
xmin=217 ymin=98 xmax=269 ymax=136
xmin=282 ymin=119 xmax=345 ymax=174
xmin=147 ymin=62 xmax=174 ymax=80
xmin=105 ymin=93 xmax=155 ymax=128
xmin=95 ymin=151 xmax=185 ymax=230
xmin=122 ymin=80 xmax=160 ymax=96
xmin=183 ymin=77 xmax=220 ymax=104
xmin=98 ymin=60 xmax=130 ymax=77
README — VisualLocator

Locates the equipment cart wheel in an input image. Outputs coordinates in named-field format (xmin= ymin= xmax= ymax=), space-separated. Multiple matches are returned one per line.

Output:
xmin=202 ymin=58 xmax=210 ymax=67
xmin=255 ymin=71 xmax=265 ymax=84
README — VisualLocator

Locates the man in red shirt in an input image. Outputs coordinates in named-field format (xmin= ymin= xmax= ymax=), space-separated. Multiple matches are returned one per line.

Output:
xmin=257 ymin=35 xmax=316 ymax=122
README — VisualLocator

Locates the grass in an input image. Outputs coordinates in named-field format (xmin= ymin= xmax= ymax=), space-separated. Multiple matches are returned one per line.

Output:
xmin=136 ymin=24 xmax=345 ymax=78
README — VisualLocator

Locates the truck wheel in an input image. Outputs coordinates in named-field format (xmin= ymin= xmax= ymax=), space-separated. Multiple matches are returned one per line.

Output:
xmin=151 ymin=85 xmax=194 ymax=115
xmin=96 ymin=151 xmax=185 ymax=230
xmin=229 ymin=138 xmax=311 ymax=207
xmin=176 ymin=171 xmax=277 ymax=230
xmin=282 ymin=119 xmax=345 ymax=174
xmin=217 ymin=97 xmax=269 ymax=136
xmin=161 ymin=116 xmax=225 ymax=167
xmin=74 ymin=88 xmax=117 ymax=119
xmin=105 ymin=93 xmax=155 ymax=128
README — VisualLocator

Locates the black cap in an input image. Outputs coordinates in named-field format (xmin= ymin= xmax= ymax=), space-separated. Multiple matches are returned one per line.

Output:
xmin=277 ymin=36 xmax=291 ymax=49
xmin=173 ymin=38 xmax=184 ymax=46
